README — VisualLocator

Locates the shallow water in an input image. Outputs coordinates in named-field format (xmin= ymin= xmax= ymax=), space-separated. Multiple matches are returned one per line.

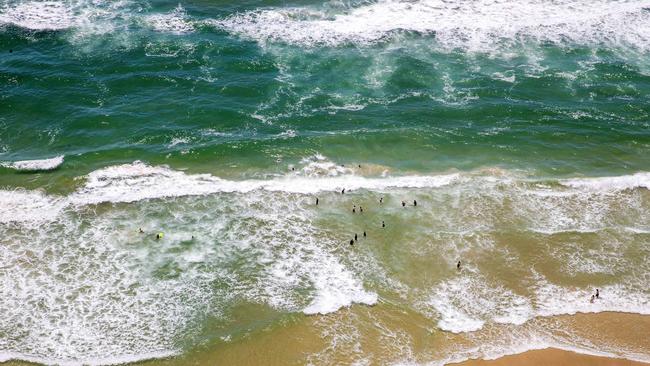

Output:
xmin=1 ymin=0 xmax=649 ymax=364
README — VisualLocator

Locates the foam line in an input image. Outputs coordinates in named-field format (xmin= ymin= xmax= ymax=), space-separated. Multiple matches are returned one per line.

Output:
xmin=214 ymin=0 xmax=650 ymax=50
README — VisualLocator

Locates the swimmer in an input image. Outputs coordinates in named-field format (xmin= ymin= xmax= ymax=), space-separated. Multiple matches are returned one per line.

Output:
xmin=380 ymin=197 xmax=383 ymax=204
xmin=350 ymin=239 xmax=354 ymax=246
xmin=457 ymin=260 xmax=461 ymax=270
xmin=138 ymin=228 xmax=144 ymax=234
xmin=358 ymin=164 xmax=361 ymax=168
xmin=342 ymin=188 xmax=345 ymax=194
xmin=402 ymin=201 xmax=406 ymax=207
xmin=359 ymin=206 xmax=363 ymax=213
xmin=156 ymin=233 xmax=163 ymax=240
xmin=382 ymin=221 xmax=385 ymax=228
xmin=363 ymin=231 xmax=366 ymax=237
xmin=352 ymin=205 xmax=356 ymax=213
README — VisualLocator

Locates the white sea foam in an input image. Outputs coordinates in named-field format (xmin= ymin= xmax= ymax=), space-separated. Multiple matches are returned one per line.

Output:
xmin=214 ymin=0 xmax=650 ymax=50
xmin=0 ymin=350 xmax=178 ymax=366
xmin=0 ymin=189 xmax=65 ymax=223
xmin=561 ymin=172 xmax=650 ymax=191
xmin=167 ymin=136 xmax=191 ymax=147
xmin=66 ymin=160 xmax=460 ymax=206
xmin=144 ymin=5 xmax=194 ymax=34
xmin=0 ymin=205 xmax=219 ymax=364
xmin=1 ymin=161 xmax=649 ymax=364
xmin=0 ymin=0 xmax=195 ymax=38
xmin=302 ymin=261 xmax=378 ymax=315
xmin=424 ymin=269 xmax=650 ymax=335
xmin=427 ymin=274 xmax=532 ymax=333
xmin=0 ymin=155 xmax=64 ymax=171
xmin=533 ymin=277 xmax=650 ymax=317
xmin=0 ymin=1 xmax=75 ymax=30
xmin=0 ymin=180 xmax=376 ymax=363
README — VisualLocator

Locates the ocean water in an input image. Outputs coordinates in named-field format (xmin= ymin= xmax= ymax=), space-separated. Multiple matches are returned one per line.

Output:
xmin=1 ymin=0 xmax=649 ymax=364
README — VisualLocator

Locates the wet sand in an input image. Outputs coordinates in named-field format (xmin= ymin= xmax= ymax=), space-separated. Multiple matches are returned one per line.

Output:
xmin=132 ymin=309 xmax=650 ymax=366
xmin=2 ymin=311 xmax=648 ymax=366
xmin=451 ymin=348 xmax=649 ymax=366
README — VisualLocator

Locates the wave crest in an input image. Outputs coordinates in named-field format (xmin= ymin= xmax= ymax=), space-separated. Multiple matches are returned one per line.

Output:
xmin=0 ymin=155 xmax=64 ymax=171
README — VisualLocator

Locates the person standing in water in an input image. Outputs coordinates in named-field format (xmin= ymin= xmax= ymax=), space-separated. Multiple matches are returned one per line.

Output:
xmin=457 ymin=260 xmax=461 ymax=270
xmin=402 ymin=201 xmax=406 ymax=207
xmin=363 ymin=231 xmax=366 ymax=238
xmin=596 ymin=289 xmax=600 ymax=299
xmin=380 ymin=197 xmax=383 ymax=204
xmin=382 ymin=221 xmax=385 ymax=228
xmin=359 ymin=206 xmax=363 ymax=213
xmin=354 ymin=233 xmax=358 ymax=241
xmin=316 ymin=198 xmax=319 ymax=205
xmin=350 ymin=239 xmax=354 ymax=246
xmin=352 ymin=205 xmax=356 ymax=213
xmin=342 ymin=188 xmax=345 ymax=194
xmin=414 ymin=200 xmax=417 ymax=206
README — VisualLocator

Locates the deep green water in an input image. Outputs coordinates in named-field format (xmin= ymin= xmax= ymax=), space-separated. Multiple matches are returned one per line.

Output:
xmin=2 ymin=0 xmax=650 ymax=186
xmin=0 ymin=0 xmax=649 ymax=364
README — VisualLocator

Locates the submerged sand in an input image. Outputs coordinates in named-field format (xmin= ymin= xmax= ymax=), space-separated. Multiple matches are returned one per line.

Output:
xmin=126 ymin=310 xmax=649 ymax=366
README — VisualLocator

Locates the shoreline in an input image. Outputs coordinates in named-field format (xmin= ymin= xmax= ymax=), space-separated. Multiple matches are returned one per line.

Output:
xmin=450 ymin=347 xmax=649 ymax=366
xmin=1 ymin=311 xmax=649 ymax=366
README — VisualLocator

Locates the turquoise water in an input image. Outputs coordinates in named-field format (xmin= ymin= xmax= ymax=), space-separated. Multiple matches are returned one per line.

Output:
xmin=1 ymin=0 xmax=649 ymax=364
xmin=2 ymin=0 xmax=649 ymax=183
